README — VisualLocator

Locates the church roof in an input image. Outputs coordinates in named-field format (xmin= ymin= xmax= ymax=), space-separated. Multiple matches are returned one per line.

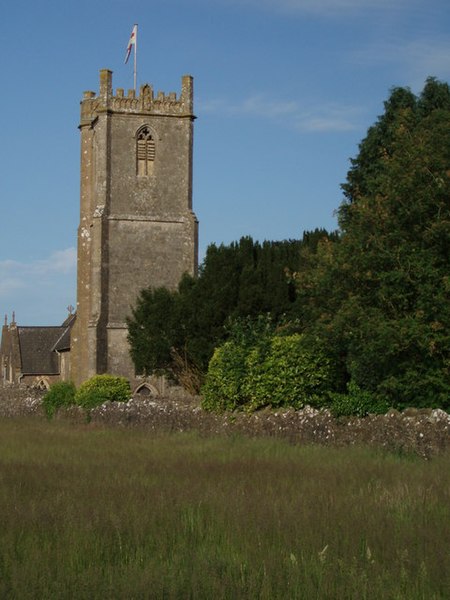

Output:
xmin=61 ymin=312 xmax=76 ymax=328
xmin=17 ymin=327 xmax=66 ymax=374
xmin=53 ymin=314 xmax=76 ymax=351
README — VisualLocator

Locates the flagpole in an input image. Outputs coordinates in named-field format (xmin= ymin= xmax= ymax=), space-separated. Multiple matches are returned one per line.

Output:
xmin=134 ymin=24 xmax=138 ymax=93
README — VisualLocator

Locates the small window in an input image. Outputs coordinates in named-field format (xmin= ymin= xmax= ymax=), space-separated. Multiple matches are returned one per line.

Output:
xmin=136 ymin=126 xmax=155 ymax=176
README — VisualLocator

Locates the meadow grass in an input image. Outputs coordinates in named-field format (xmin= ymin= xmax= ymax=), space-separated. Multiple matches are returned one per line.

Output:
xmin=0 ymin=418 xmax=449 ymax=599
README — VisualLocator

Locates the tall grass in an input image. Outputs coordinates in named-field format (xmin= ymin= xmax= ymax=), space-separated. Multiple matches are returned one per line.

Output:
xmin=0 ymin=418 xmax=448 ymax=599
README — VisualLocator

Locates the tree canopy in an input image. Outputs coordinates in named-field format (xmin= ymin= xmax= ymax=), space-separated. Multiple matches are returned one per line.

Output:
xmin=295 ymin=77 xmax=450 ymax=409
xmin=129 ymin=77 xmax=450 ymax=411
xmin=127 ymin=232 xmax=334 ymax=391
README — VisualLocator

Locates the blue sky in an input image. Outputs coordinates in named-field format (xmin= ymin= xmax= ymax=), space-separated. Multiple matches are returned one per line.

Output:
xmin=1 ymin=0 xmax=449 ymax=325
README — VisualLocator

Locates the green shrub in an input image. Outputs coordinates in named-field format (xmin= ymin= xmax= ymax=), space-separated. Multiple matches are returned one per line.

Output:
xmin=202 ymin=333 xmax=332 ymax=412
xmin=201 ymin=341 xmax=249 ymax=411
xmin=75 ymin=375 xmax=131 ymax=410
xmin=330 ymin=382 xmax=390 ymax=417
xmin=242 ymin=334 xmax=332 ymax=411
xmin=42 ymin=381 xmax=76 ymax=419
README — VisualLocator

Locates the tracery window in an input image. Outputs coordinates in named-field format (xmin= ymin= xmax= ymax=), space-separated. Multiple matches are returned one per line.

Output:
xmin=136 ymin=126 xmax=155 ymax=176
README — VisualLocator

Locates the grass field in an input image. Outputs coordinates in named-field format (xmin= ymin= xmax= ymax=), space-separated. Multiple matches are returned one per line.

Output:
xmin=0 ymin=418 xmax=449 ymax=599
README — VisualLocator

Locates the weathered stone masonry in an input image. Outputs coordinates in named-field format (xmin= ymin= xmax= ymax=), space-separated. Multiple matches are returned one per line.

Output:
xmin=70 ymin=70 xmax=198 ymax=386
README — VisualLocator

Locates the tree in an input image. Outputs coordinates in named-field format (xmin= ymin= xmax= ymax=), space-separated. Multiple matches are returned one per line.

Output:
xmin=127 ymin=234 xmax=329 ymax=390
xmin=127 ymin=287 xmax=182 ymax=378
xmin=296 ymin=78 xmax=450 ymax=409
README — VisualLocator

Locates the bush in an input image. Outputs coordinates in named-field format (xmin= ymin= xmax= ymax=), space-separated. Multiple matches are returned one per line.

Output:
xmin=75 ymin=375 xmax=131 ymax=410
xmin=201 ymin=341 xmax=249 ymax=411
xmin=330 ymin=382 xmax=390 ymax=417
xmin=242 ymin=334 xmax=332 ymax=411
xmin=202 ymin=333 xmax=333 ymax=412
xmin=42 ymin=381 xmax=76 ymax=419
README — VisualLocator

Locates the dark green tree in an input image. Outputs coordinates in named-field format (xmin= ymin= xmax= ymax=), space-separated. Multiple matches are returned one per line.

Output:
xmin=128 ymin=234 xmax=328 ymax=390
xmin=296 ymin=78 xmax=450 ymax=409
xmin=127 ymin=287 xmax=182 ymax=378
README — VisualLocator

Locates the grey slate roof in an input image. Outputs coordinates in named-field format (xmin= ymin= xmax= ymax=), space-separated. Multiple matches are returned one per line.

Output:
xmin=53 ymin=314 xmax=76 ymax=352
xmin=17 ymin=327 xmax=66 ymax=374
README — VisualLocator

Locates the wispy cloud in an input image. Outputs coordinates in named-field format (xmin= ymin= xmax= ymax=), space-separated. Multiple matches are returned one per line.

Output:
xmin=295 ymin=105 xmax=363 ymax=132
xmin=33 ymin=248 xmax=77 ymax=276
xmin=200 ymin=95 xmax=298 ymax=118
xmin=0 ymin=277 xmax=26 ymax=298
xmin=350 ymin=39 xmax=450 ymax=86
xmin=0 ymin=248 xmax=76 ymax=299
xmin=199 ymin=94 xmax=362 ymax=132
xmin=0 ymin=248 xmax=77 ymax=296
xmin=0 ymin=248 xmax=77 ymax=324
xmin=217 ymin=0 xmax=413 ymax=17
xmin=240 ymin=95 xmax=299 ymax=117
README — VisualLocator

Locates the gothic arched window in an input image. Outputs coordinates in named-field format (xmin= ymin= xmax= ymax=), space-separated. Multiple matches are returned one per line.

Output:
xmin=136 ymin=126 xmax=155 ymax=176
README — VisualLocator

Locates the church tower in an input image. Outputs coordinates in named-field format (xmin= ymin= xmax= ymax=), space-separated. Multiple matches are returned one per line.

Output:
xmin=70 ymin=69 xmax=198 ymax=386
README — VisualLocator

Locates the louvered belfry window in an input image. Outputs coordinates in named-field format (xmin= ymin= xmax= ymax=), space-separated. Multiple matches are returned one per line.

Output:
xmin=137 ymin=126 xmax=155 ymax=176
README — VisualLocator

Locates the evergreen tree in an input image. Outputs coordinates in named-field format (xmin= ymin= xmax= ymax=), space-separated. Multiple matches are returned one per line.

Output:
xmin=296 ymin=78 xmax=450 ymax=408
xmin=127 ymin=287 xmax=182 ymax=378
xmin=127 ymin=235 xmax=325 ymax=389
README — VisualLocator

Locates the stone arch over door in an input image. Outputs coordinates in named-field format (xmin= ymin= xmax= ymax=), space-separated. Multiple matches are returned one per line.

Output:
xmin=134 ymin=382 xmax=159 ymax=397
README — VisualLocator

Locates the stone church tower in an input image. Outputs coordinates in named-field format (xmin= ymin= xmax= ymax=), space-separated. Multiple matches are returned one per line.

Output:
xmin=70 ymin=69 xmax=198 ymax=386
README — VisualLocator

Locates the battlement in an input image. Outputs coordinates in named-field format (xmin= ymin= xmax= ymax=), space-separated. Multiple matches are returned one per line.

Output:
xmin=80 ymin=69 xmax=194 ymax=123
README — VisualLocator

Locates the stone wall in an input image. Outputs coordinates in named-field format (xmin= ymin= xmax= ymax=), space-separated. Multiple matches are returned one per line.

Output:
xmin=1 ymin=386 xmax=449 ymax=458
xmin=0 ymin=386 xmax=44 ymax=417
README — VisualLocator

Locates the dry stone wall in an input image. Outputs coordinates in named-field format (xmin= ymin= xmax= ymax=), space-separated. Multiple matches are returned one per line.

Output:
xmin=1 ymin=386 xmax=449 ymax=458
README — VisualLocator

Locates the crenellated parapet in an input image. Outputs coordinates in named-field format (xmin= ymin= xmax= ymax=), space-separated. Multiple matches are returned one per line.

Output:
xmin=80 ymin=69 xmax=194 ymax=125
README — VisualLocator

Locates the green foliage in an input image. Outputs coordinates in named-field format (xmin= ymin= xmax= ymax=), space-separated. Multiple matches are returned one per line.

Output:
xmin=295 ymin=77 xmax=450 ymax=409
xmin=330 ymin=382 xmax=390 ymax=417
xmin=202 ymin=330 xmax=332 ymax=412
xmin=127 ymin=287 xmax=181 ymax=378
xmin=201 ymin=315 xmax=278 ymax=411
xmin=201 ymin=341 xmax=250 ymax=411
xmin=42 ymin=381 xmax=76 ymax=419
xmin=129 ymin=77 xmax=450 ymax=410
xmin=128 ymin=235 xmax=333 ymax=391
xmin=74 ymin=375 xmax=131 ymax=410
xmin=225 ymin=313 xmax=278 ymax=346
xmin=242 ymin=334 xmax=332 ymax=411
